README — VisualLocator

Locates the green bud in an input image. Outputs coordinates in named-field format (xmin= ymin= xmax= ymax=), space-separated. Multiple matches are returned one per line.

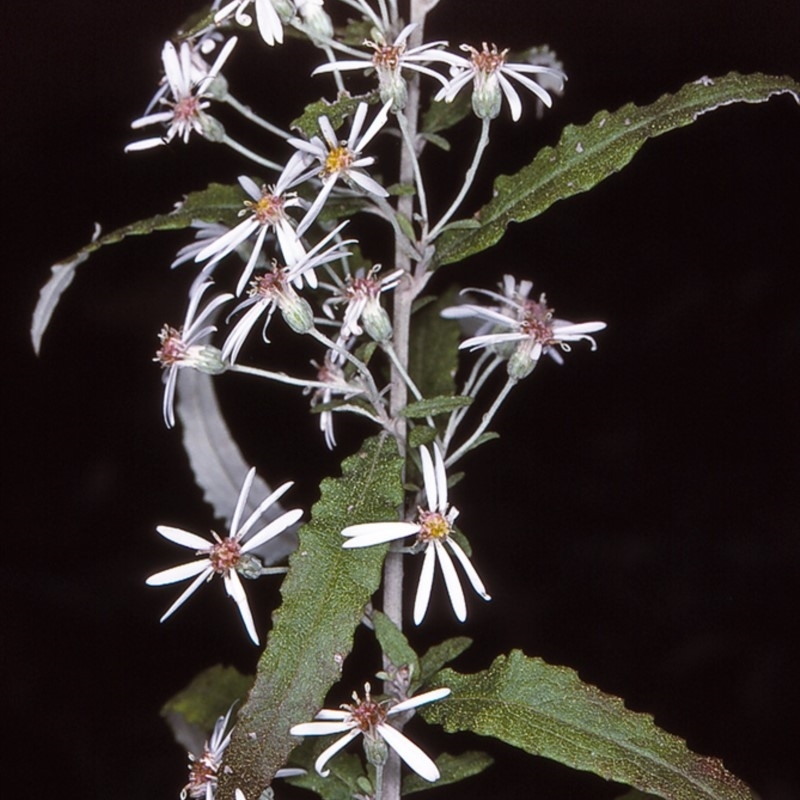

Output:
xmin=362 ymin=301 xmax=393 ymax=343
xmin=363 ymin=732 xmax=389 ymax=768
xmin=280 ymin=295 xmax=315 ymax=334
xmin=507 ymin=345 xmax=536 ymax=380
xmin=189 ymin=345 xmax=228 ymax=375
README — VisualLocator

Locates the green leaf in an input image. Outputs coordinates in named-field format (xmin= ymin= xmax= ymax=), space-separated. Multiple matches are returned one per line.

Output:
xmin=420 ymin=650 xmax=756 ymax=800
xmin=160 ymin=664 xmax=253 ymax=754
xmin=31 ymin=182 xmax=244 ymax=353
xmin=408 ymin=425 xmax=438 ymax=449
xmin=287 ymin=739 xmax=367 ymax=800
xmin=401 ymin=396 xmax=473 ymax=418
xmin=434 ymin=72 xmax=800 ymax=266
xmin=408 ymin=290 xmax=462 ymax=402
xmin=415 ymin=637 xmax=472 ymax=690
xmin=161 ymin=664 xmax=253 ymax=733
xmin=371 ymin=609 xmax=420 ymax=679
xmin=218 ymin=436 xmax=405 ymax=800
xmin=422 ymin=93 xmax=473 ymax=135
xmin=290 ymin=92 xmax=376 ymax=138
xmin=402 ymin=750 xmax=494 ymax=795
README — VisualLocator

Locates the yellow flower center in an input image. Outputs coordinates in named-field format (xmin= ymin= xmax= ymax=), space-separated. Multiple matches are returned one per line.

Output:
xmin=323 ymin=145 xmax=354 ymax=178
xmin=245 ymin=190 xmax=285 ymax=225
xmin=418 ymin=510 xmax=451 ymax=542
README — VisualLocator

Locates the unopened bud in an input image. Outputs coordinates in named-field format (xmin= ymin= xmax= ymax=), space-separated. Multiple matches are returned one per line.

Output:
xmin=362 ymin=301 xmax=393 ymax=342
xmin=472 ymin=72 xmax=502 ymax=120
xmin=280 ymin=295 xmax=315 ymax=334
xmin=188 ymin=345 xmax=228 ymax=375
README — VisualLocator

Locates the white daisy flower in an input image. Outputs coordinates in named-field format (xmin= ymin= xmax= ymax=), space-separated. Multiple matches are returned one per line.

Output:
xmin=146 ymin=467 xmax=303 ymax=644
xmin=154 ymin=280 xmax=232 ymax=428
xmin=221 ymin=221 xmax=353 ymax=362
xmin=342 ymin=445 xmax=490 ymax=625
xmin=214 ymin=0 xmax=289 ymax=46
xmin=181 ymin=705 xmax=235 ymax=800
xmin=322 ymin=265 xmax=404 ymax=342
xmin=434 ymin=42 xmax=565 ymax=121
xmin=194 ymin=153 xmax=309 ymax=295
xmin=288 ymin=101 xmax=391 ymax=235
xmin=445 ymin=279 xmax=606 ymax=378
xmin=312 ymin=24 xmax=463 ymax=110
xmin=289 ymin=683 xmax=450 ymax=782
xmin=125 ymin=37 xmax=237 ymax=151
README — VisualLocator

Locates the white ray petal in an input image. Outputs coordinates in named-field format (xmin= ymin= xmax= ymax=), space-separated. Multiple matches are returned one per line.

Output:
xmin=342 ymin=522 xmax=418 ymax=547
xmin=413 ymin=543 xmax=437 ymax=625
xmin=241 ymin=508 xmax=303 ymax=552
xmin=225 ymin=570 xmax=259 ymax=644
xmin=314 ymin=729 xmax=362 ymax=776
xmin=446 ymin=538 xmax=490 ymax=600
xmin=158 ymin=567 xmax=213 ymax=621
xmin=146 ymin=559 xmax=211 ymax=586
xmin=377 ymin=724 xmax=440 ymax=782
xmin=435 ymin=541 xmax=466 ymax=621
xmin=155 ymin=525 xmax=213 ymax=551
xmin=389 ymin=687 xmax=451 ymax=714
xmin=419 ymin=446 xmax=438 ymax=512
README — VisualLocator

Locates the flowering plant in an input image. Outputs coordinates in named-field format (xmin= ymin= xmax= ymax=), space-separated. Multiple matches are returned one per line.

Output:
xmin=31 ymin=2 xmax=798 ymax=799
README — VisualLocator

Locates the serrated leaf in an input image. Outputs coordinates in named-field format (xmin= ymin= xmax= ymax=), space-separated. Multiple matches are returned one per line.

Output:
xmin=402 ymin=750 xmax=494 ymax=795
xmin=420 ymin=650 xmax=756 ymax=800
xmin=408 ymin=290 xmax=461 ymax=402
xmin=31 ymin=183 xmax=244 ymax=353
xmin=176 ymin=370 xmax=298 ymax=563
xmin=161 ymin=664 xmax=254 ymax=754
xmin=415 ymin=637 xmax=472 ymax=690
xmin=401 ymin=396 xmax=473 ymax=418
xmin=435 ymin=72 xmax=800 ymax=265
xmin=372 ymin=609 xmax=420 ymax=678
xmin=218 ymin=436 xmax=405 ymax=800
xmin=290 ymin=93 xmax=376 ymax=138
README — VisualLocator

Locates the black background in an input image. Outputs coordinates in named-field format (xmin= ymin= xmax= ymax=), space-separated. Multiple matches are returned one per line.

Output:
xmin=4 ymin=1 xmax=799 ymax=798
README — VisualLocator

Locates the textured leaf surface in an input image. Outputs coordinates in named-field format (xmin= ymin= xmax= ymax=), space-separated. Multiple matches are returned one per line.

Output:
xmin=402 ymin=751 xmax=494 ymax=795
xmin=161 ymin=664 xmax=253 ymax=755
xmin=414 ymin=637 xmax=472 ymax=691
xmin=218 ymin=436 xmax=405 ymax=800
xmin=31 ymin=183 xmax=243 ymax=353
xmin=420 ymin=651 xmax=756 ymax=800
xmin=287 ymin=742 xmax=367 ymax=800
xmin=408 ymin=291 xmax=461 ymax=401
xmin=401 ymin=395 xmax=472 ymax=418
xmin=177 ymin=370 xmax=298 ymax=563
xmin=290 ymin=92 xmax=376 ymax=138
xmin=435 ymin=72 xmax=800 ymax=265
xmin=372 ymin=609 xmax=420 ymax=678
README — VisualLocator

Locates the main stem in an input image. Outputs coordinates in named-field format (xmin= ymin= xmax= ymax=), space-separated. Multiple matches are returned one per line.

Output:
xmin=382 ymin=4 xmax=432 ymax=800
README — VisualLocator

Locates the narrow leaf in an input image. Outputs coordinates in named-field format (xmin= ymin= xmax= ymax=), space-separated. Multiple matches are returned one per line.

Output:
xmin=435 ymin=72 xmax=800 ymax=265
xmin=401 ymin=396 xmax=473 ymax=418
xmin=415 ymin=636 xmax=472 ymax=690
xmin=176 ymin=370 xmax=298 ymax=563
xmin=402 ymin=750 xmax=494 ymax=795
xmin=372 ymin=609 xmax=420 ymax=679
xmin=420 ymin=650 xmax=756 ymax=800
xmin=218 ymin=436 xmax=405 ymax=800
xmin=31 ymin=183 xmax=244 ymax=352
xmin=290 ymin=92 xmax=376 ymax=138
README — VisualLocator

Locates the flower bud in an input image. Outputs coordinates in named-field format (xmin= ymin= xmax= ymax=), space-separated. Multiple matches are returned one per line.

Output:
xmin=472 ymin=72 xmax=502 ymax=120
xmin=363 ymin=732 xmax=389 ymax=768
xmin=187 ymin=345 xmax=228 ymax=375
xmin=201 ymin=115 xmax=226 ymax=143
xmin=280 ymin=295 xmax=315 ymax=334
xmin=236 ymin=553 xmax=264 ymax=580
xmin=507 ymin=344 xmax=537 ymax=380
xmin=362 ymin=300 xmax=393 ymax=342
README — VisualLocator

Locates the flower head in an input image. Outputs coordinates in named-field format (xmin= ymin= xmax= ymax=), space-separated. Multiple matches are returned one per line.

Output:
xmin=288 ymin=101 xmax=390 ymax=235
xmin=342 ymin=445 xmax=490 ymax=625
xmin=290 ymin=683 xmax=450 ymax=781
xmin=194 ymin=154 xmax=308 ymax=295
xmin=435 ymin=42 xmax=565 ymax=121
xmin=181 ymin=706 xmax=235 ymax=800
xmin=146 ymin=467 xmax=302 ymax=644
xmin=313 ymin=24 xmax=461 ymax=110
xmin=221 ymin=221 xmax=353 ymax=362
xmin=443 ymin=276 xmax=606 ymax=379
xmin=154 ymin=280 xmax=232 ymax=428
xmin=125 ymin=37 xmax=237 ymax=151
xmin=322 ymin=265 xmax=404 ymax=342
